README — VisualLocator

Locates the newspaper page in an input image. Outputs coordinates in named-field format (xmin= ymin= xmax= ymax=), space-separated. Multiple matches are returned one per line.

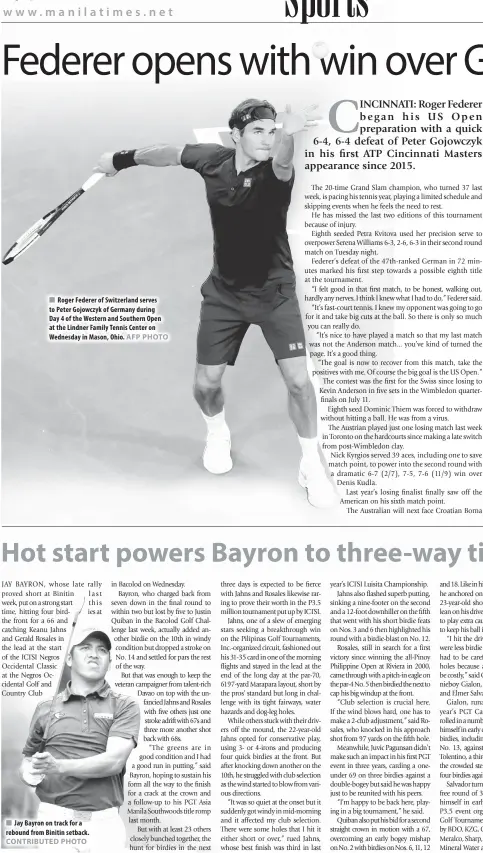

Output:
xmin=1 ymin=0 xmax=482 ymax=851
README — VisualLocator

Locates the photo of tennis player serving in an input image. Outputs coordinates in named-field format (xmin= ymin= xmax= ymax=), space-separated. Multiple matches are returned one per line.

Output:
xmin=95 ymin=99 xmax=335 ymax=509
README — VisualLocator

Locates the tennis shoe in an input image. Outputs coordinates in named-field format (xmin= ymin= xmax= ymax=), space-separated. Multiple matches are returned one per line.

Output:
xmin=203 ymin=430 xmax=233 ymax=475
xmin=298 ymin=460 xmax=336 ymax=509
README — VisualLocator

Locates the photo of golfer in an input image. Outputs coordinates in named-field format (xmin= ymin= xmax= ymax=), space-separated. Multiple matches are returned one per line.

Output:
xmin=20 ymin=622 xmax=140 ymax=852
xmin=95 ymin=99 xmax=335 ymax=509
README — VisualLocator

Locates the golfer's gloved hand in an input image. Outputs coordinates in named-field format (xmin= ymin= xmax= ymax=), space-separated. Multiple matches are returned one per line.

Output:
xmin=21 ymin=758 xmax=45 ymax=786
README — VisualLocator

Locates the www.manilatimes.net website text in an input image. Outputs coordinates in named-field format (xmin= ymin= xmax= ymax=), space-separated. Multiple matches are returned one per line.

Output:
xmin=3 ymin=6 xmax=169 ymax=16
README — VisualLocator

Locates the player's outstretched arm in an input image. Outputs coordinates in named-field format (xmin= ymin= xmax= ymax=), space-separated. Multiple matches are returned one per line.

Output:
xmin=272 ymin=104 xmax=321 ymax=181
xmin=95 ymin=144 xmax=185 ymax=176
xmin=29 ymin=736 xmax=135 ymax=779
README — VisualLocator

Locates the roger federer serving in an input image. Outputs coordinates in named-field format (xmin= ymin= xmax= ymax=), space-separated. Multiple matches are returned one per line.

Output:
xmin=96 ymin=99 xmax=335 ymax=508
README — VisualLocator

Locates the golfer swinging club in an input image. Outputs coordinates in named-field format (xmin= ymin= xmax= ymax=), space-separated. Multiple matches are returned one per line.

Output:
xmin=96 ymin=99 xmax=335 ymax=508
xmin=20 ymin=623 xmax=140 ymax=851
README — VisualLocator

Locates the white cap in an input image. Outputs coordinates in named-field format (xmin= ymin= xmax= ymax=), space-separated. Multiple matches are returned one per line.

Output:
xmin=69 ymin=622 xmax=112 ymax=653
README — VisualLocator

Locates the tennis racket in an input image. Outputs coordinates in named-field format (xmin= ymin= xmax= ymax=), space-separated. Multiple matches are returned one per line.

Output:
xmin=2 ymin=173 xmax=105 ymax=266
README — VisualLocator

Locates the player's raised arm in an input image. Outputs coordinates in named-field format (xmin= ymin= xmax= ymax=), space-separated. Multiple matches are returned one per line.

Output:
xmin=272 ymin=104 xmax=321 ymax=181
xmin=95 ymin=144 xmax=185 ymax=175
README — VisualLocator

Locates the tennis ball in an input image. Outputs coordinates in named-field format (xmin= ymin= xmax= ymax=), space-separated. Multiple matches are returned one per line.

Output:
xmin=312 ymin=41 xmax=329 ymax=59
